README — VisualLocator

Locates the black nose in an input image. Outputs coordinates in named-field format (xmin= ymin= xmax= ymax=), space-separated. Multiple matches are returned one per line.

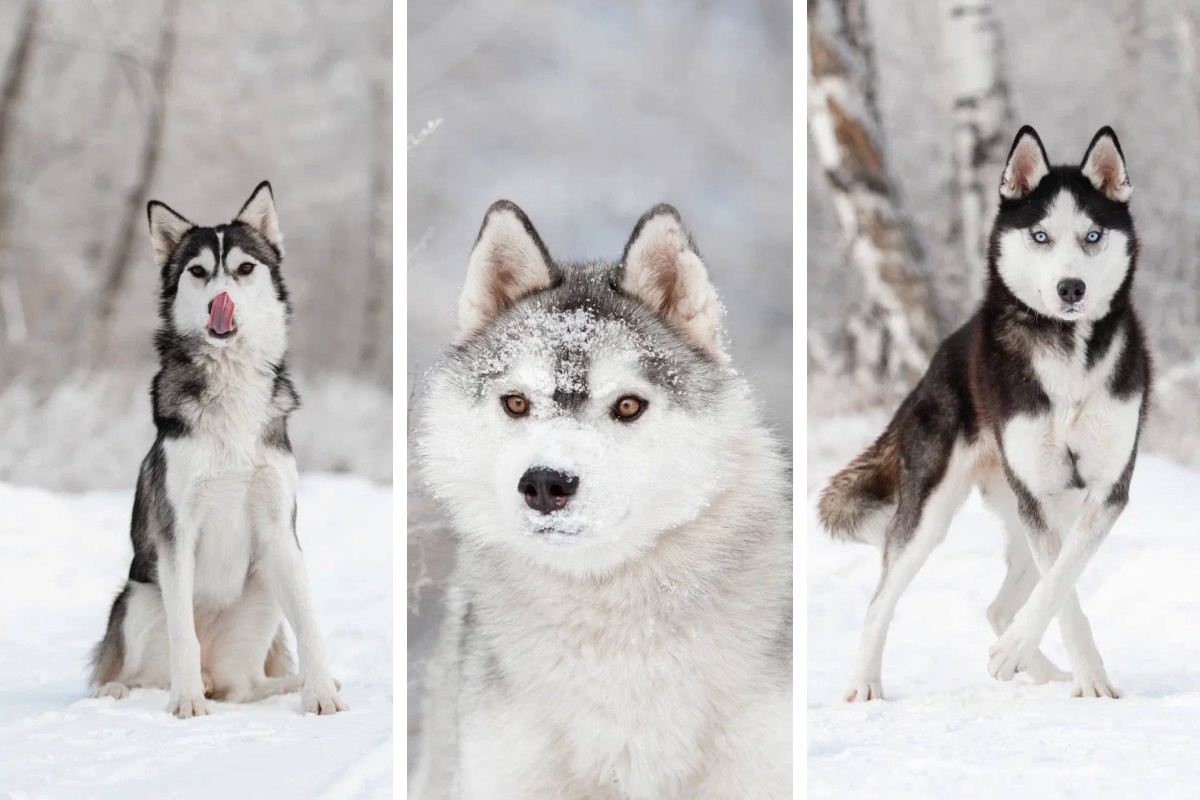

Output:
xmin=519 ymin=468 xmax=579 ymax=514
xmin=1057 ymin=278 xmax=1086 ymax=304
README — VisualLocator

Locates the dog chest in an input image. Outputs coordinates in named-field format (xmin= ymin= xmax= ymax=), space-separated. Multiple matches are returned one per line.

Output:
xmin=1001 ymin=391 xmax=1140 ymax=495
xmin=476 ymin=588 xmax=759 ymax=796
xmin=1001 ymin=322 xmax=1142 ymax=494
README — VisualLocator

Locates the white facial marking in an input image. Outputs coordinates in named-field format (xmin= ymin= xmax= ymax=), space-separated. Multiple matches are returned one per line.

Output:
xmin=996 ymin=191 xmax=1130 ymax=321
xmin=171 ymin=239 xmax=286 ymax=358
xmin=419 ymin=307 xmax=732 ymax=576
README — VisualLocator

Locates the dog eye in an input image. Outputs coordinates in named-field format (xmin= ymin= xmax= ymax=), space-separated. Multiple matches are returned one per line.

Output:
xmin=613 ymin=395 xmax=646 ymax=421
xmin=237 ymin=262 xmax=255 ymax=276
xmin=1032 ymin=230 xmax=1049 ymax=243
xmin=188 ymin=265 xmax=206 ymax=278
xmin=1086 ymin=230 xmax=1102 ymax=243
xmin=502 ymin=394 xmax=529 ymax=418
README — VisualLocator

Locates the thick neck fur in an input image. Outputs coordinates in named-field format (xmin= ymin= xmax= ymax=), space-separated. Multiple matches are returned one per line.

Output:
xmin=152 ymin=327 xmax=298 ymax=456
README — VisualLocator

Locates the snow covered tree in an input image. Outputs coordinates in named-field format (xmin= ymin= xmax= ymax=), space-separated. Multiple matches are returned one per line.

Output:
xmin=808 ymin=0 xmax=942 ymax=392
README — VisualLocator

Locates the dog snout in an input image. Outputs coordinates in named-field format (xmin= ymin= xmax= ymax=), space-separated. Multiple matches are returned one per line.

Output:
xmin=519 ymin=467 xmax=579 ymax=514
xmin=1057 ymin=278 xmax=1086 ymax=304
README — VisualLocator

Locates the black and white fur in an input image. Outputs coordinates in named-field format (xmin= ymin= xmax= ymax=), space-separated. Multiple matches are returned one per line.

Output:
xmin=412 ymin=202 xmax=792 ymax=799
xmin=820 ymin=126 xmax=1150 ymax=701
xmin=89 ymin=183 xmax=347 ymax=718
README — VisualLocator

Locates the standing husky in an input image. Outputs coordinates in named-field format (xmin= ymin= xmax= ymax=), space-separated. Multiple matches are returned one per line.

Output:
xmin=412 ymin=202 xmax=792 ymax=799
xmin=88 ymin=182 xmax=346 ymax=718
xmin=820 ymin=126 xmax=1150 ymax=702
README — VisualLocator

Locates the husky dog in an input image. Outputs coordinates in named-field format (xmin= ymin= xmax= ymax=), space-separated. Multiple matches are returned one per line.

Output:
xmin=820 ymin=126 xmax=1150 ymax=702
xmin=88 ymin=182 xmax=347 ymax=718
xmin=412 ymin=202 xmax=792 ymax=799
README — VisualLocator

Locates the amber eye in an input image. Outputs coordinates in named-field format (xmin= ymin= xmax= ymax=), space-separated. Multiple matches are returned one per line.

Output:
xmin=503 ymin=394 xmax=529 ymax=418
xmin=188 ymin=265 xmax=206 ymax=278
xmin=237 ymin=262 xmax=255 ymax=276
xmin=613 ymin=395 xmax=646 ymax=421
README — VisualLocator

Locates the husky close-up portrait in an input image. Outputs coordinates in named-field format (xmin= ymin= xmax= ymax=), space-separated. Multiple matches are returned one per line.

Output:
xmin=411 ymin=201 xmax=792 ymax=799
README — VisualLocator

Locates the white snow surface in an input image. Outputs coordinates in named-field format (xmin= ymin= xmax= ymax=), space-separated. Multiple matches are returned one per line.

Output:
xmin=0 ymin=474 xmax=393 ymax=798
xmin=808 ymin=415 xmax=1200 ymax=800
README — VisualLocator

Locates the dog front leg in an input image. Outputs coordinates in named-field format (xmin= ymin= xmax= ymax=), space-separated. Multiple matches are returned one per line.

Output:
xmin=258 ymin=471 xmax=346 ymax=716
xmin=988 ymin=490 xmax=1124 ymax=692
xmin=158 ymin=540 xmax=209 ymax=718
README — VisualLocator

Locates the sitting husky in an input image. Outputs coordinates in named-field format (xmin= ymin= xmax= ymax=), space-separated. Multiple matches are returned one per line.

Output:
xmin=88 ymin=183 xmax=346 ymax=718
xmin=413 ymin=202 xmax=792 ymax=799
xmin=820 ymin=126 xmax=1150 ymax=702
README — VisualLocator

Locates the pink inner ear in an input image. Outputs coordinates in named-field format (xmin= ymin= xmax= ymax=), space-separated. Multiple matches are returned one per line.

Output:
xmin=1089 ymin=150 xmax=1120 ymax=192
xmin=1011 ymin=147 xmax=1040 ymax=194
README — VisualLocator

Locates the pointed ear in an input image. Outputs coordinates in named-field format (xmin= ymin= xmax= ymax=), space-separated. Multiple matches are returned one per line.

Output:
xmin=147 ymin=201 xmax=194 ymax=267
xmin=458 ymin=200 xmax=559 ymax=337
xmin=1081 ymin=126 xmax=1132 ymax=203
xmin=235 ymin=181 xmax=284 ymax=254
xmin=1000 ymin=125 xmax=1051 ymax=200
xmin=619 ymin=204 xmax=723 ymax=359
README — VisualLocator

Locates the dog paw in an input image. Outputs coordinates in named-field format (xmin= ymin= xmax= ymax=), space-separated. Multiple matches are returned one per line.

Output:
xmin=1071 ymin=675 xmax=1120 ymax=699
xmin=167 ymin=694 xmax=211 ymax=719
xmin=1023 ymin=651 xmax=1072 ymax=684
xmin=988 ymin=625 xmax=1039 ymax=681
xmin=95 ymin=682 xmax=130 ymax=700
xmin=843 ymin=678 xmax=884 ymax=702
xmin=302 ymin=678 xmax=348 ymax=715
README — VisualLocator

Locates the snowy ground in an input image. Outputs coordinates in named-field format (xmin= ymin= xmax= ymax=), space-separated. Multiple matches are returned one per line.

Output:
xmin=808 ymin=415 xmax=1200 ymax=799
xmin=0 ymin=474 xmax=393 ymax=799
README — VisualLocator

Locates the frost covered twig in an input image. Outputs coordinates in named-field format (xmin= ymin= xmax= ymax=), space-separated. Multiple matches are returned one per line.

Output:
xmin=407 ymin=118 xmax=443 ymax=153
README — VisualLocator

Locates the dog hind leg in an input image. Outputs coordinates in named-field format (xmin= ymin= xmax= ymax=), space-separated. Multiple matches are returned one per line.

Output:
xmin=845 ymin=441 xmax=973 ymax=702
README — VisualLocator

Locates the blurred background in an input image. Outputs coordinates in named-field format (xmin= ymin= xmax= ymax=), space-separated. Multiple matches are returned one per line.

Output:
xmin=408 ymin=0 xmax=792 ymax=768
xmin=808 ymin=0 xmax=1200 ymax=472
xmin=0 ymin=0 xmax=392 ymax=491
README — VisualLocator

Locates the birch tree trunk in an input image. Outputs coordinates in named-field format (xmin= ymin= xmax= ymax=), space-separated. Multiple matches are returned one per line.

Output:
xmin=940 ymin=0 xmax=1013 ymax=279
xmin=808 ymin=0 xmax=941 ymax=391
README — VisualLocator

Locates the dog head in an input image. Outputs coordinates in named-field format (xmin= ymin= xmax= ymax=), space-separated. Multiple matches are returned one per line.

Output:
xmin=419 ymin=201 xmax=753 ymax=576
xmin=147 ymin=181 xmax=290 ymax=359
xmin=990 ymin=125 xmax=1137 ymax=322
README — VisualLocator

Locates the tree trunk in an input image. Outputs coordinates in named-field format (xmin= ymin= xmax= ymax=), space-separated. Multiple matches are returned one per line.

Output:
xmin=93 ymin=0 xmax=180 ymax=358
xmin=940 ymin=0 xmax=1013 ymax=281
xmin=807 ymin=0 xmax=941 ymax=392
xmin=0 ymin=0 xmax=39 ymax=346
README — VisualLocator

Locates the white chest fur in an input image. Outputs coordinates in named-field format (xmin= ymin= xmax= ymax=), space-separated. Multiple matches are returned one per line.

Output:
xmin=161 ymin=351 xmax=287 ymax=607
xmin=1002 ymin=323 xmax=1141 ymax=496
xmin=459 ymin=536 xmax=791 ymax=798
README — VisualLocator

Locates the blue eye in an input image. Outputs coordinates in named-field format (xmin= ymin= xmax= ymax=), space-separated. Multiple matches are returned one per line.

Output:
xmin=1086 ymin=230 xmax=1101 ymax=243
xmin=1033 ymin=231 xmax=1048 ymax=243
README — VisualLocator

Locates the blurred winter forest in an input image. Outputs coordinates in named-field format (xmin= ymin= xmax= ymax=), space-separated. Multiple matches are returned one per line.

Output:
xmin=809 ymin=0 xmax=1200 ymax=464
xmin=407 ymin=0 xmax=792 ymax=767
xmin=0 ymin=0 xmax=392 ymax=490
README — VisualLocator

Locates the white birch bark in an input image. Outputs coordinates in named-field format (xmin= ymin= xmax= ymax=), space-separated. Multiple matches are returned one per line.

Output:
xmin=939 ymin=0 xmax=1013 ymax=275
xmin=808 ymin=0 xmax=941 ymax=391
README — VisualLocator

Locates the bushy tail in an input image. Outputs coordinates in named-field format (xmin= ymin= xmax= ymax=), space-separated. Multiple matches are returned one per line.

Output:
xmin=818 ymin=427 xmax=899 ymax=546
xmin=88 ymin=584 xmax=130 ymax=688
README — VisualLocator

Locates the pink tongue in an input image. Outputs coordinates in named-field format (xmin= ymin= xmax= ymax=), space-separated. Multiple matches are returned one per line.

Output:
xmin=209 ymin=292 xmax=235 ymax=335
